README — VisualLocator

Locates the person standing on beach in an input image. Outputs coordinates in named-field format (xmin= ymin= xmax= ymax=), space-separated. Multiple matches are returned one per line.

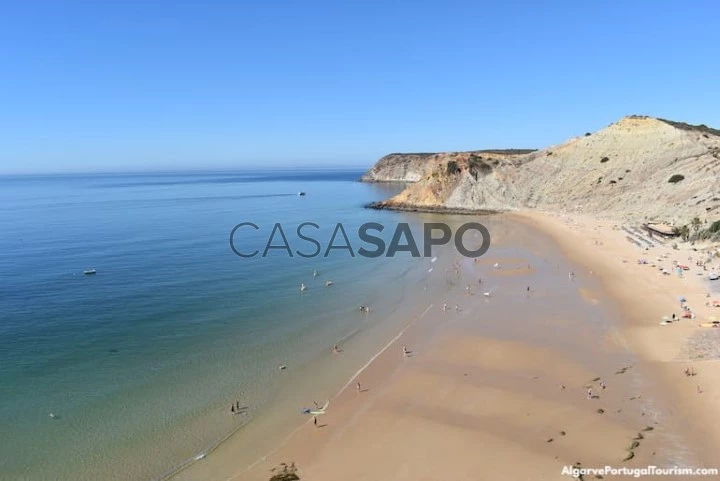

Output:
xmin=231 ymin=404 xmax=235 ymax=413
xmin=357 ymin=381 xmax=361 ymax=393
xmin=313 ymin=416 xmax=318 ymax=427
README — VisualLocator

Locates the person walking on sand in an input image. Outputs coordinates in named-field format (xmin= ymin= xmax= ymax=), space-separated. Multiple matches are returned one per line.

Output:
xmin=587 ymin=389 xmax=593 ymax=399
xmin=231 ymin=403 xmax=235 ymax=413
xmin=402 ymin=346 xmax=408 ymax=356
xmin=313 ymin=416 xmax=318 ymax=427
xmin=357 ymin=381 xmax=361 ymax=393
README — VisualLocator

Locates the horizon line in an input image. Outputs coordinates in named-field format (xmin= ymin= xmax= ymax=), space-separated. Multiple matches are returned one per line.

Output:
xmin=0 ymin=164 xmax=373 ymax=178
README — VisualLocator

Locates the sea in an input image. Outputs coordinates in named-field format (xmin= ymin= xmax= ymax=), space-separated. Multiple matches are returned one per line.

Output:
xmin=0 ymin=169 xmax=443 ymax=481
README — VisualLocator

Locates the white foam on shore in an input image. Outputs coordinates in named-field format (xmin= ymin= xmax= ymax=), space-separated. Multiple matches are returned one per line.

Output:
xmin=335 ymin=303 xmax=433 ymax=397
xmin=242 ymin=302 xmax=434 ymax=475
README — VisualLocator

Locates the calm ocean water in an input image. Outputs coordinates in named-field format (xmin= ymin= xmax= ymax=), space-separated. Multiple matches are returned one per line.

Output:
xmin=0 ymin=170 xmax=425 ymax=481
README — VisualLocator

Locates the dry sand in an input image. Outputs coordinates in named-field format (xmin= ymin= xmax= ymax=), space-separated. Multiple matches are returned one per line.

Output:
xmin=183 ymin=212 xmax=720 ymax=481
xmin=513 ymin=211 xmax=720 ymax=459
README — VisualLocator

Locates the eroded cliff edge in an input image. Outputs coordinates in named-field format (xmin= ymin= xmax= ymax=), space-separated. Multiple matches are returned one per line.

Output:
xmin=362 ymin=116 xmax=720 ymax=225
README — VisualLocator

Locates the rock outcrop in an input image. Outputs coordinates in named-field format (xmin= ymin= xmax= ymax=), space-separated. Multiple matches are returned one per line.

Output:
xmin=360 ymin=150 xmax=535 ymax=183
xmin=364 ymin=116 xmax=720 ymax=225
xmin=360 ymin=153 xmax=436 ymax=182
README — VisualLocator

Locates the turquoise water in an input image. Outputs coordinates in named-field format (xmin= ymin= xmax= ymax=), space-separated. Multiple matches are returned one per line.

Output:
xmin=0 ymin=170 xmax=424 ymax=481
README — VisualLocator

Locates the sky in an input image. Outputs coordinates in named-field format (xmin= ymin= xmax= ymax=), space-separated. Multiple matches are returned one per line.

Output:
xmin=0 ymin=0 xmax=718 ymax=174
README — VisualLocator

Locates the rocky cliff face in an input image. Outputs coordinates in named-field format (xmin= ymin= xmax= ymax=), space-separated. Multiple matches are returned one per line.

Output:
xmin=360 ymin=153 xmax=438 ymax=182
xmin=365 ymin=116 xmax=720 ymax=225
xmin=361 ymin=150 xmax=535 ymax=183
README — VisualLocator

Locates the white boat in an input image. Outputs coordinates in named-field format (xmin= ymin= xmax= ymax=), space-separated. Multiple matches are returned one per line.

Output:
xmin=709 ymin=272 xmax=719 ymax=281
xmin=298 ymin=192 xmax=306 ymax=196
xmin=83 ymin=269 xmax=96 ymax=275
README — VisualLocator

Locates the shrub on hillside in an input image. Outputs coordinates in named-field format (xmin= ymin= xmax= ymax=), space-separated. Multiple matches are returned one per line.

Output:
xmin=468 ymin=156 xmax=494 ymax=178
xmin=668 ymin=174 xmax=685 ymax=183
xmin=600 ymin=157 xmax=609 ymax=163
xmin=446 ymin=161 xmax=460 ymax=175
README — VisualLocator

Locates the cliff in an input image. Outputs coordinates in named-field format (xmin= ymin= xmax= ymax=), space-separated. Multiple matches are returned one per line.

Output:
xmin=361 ymin=150 xmax=535 ymax=183
xmin=364 ymin=116 xmax=720 ymax=225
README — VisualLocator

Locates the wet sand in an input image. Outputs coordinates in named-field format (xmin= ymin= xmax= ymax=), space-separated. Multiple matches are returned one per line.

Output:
xmin=176 ymin=213 xmax=719 ymax=481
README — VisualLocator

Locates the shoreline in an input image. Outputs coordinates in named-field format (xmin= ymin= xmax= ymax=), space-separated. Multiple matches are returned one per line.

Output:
xmin=366 ymin=201 xmax=501 ymax=215
xmin=168 ymin=239 xmax=466 ymax=481
xmin=244 ymin=303 xmax=435 ymax=474
xmin=235 ymin=214 xmax=716 ymax=480
xmin=172 ymin=209 xmax=720 ymax=481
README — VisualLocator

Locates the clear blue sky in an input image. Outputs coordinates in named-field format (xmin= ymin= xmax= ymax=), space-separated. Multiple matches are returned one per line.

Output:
xmin=1 ymin=0 xmax=718 ymax=174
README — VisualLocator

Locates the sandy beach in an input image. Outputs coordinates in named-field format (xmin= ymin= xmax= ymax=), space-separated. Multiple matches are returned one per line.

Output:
xmin=172 ymin=212 xmax=720 ymax=481
xmin=514 ymin=211 xmax=720 ymax=461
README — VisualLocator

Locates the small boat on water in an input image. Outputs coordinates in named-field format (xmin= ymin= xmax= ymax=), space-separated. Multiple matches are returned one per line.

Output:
xmin=298 ymin=192 xmax=306 ymax=196
xmin=83 ymin=269 xmax=96 ymax=275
